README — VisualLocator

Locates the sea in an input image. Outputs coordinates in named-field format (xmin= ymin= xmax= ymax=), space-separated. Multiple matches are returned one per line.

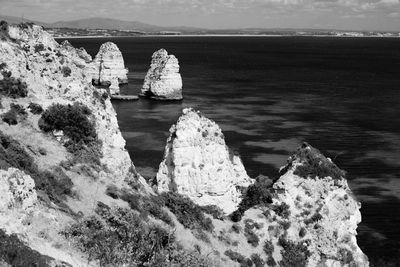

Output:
xmin=62 ymin=36 xmax=400 ymax=263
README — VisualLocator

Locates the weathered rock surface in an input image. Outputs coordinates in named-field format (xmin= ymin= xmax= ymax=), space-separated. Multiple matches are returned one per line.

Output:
xmin=0 ymin=168 xmax=37 ymax=212
xmin=157 ymin=108 xmax=253 ymax=214
xmin=90 ymin=42 xmax=128 ymax=95
xmin=261 ymin=143 xmax=369 ymax=266
xmin=141 ymin=48 xmax=183 ymax=100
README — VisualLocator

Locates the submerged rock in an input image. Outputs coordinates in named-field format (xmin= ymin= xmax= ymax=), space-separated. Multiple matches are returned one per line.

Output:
xmin=90 ymin=42 xmax=128 ymax=95
xmin=141 ymin=48 xmax=183 ymax=100
xmin=263 ymin=143 xmax=369 ymax=266
xmin=157 ymin=108 xmax=253 ymax=214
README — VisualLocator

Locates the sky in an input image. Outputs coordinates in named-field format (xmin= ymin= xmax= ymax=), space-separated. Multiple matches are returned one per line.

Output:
xmin=0 ymin=0 xmax=399 ymax=31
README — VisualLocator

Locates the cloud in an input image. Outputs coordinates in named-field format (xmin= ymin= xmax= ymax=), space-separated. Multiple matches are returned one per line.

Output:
xmin=0 ymin=0 xmax=399 ymax=30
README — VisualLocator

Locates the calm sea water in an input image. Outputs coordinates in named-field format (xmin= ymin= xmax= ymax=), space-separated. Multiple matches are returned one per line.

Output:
xmin=63 ymin=36 xmax=400 ymax=263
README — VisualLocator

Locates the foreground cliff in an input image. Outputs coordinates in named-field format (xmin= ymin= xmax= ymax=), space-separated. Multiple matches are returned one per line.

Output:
xmin=0 ymin=22 xmax=368 ymax=267
xmin=141 ymin=48 xmax=183 ymax=100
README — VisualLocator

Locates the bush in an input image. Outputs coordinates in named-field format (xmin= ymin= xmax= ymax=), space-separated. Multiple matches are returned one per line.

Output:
xmin=39 ymin=103 xmax=96 ymax=144
xmin=0 ymin=71 xmax=28 ymax=98
xmin=278 ymin=237 xmax=310 ymax=267
xmin=231 ymin=175 xmax=273 ymax=222
xmin=2 ymin=103 xmax=27 ymax=125
xmin=251 ymin=254 xmax=264 ymax=267
xmin=224 ymin=250 xmax=252 ymax=267
xmin=63 ymin=204 xmax=177 ymax=266
xmin=28 ymin=102 xmax=43 ymax=114
xmin=244 ymin=219 xmax=260 ymax=247
xmin=34 ymin=44 xmax=45 ymax=53
xmin=231 ymin=223 xmax=242 ymax=234
xmin=0 ymin=229 xmax=56 ymax=266
xmin=200 ymin=205 xmax=225 ymax=220
xmin=161 ymin=192 xmax=214 ymax=232
xmin=0 ymin=132 xmax=73 ymax=203
xmin=264 ymin=240 xmax=274 ymax=256
xmin=284 ymin=143 xmax=346 ymax=180
xmin=304 ymin=212 xmax=323 ymax=225
xmin=271 ymin=202 xmax=291 ymax=219
xmin=61 ymin=66 xmax=71 ymax=77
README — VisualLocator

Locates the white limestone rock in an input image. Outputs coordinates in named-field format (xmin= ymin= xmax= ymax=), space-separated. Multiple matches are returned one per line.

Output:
xmin=157 ymin=108 xmax=253 ymax=214
xmin=0 ymin=168 xmax=37 ymax=212
xmin=90 ymin=42 xmax=128 ymax=95
xmin=265 ymin=143 xmax=369 ymax=266
xmin=141 ymin=48 xmax=183 ymax=100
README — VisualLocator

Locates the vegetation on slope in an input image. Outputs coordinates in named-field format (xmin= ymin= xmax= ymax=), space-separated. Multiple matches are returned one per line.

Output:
xmin=0 ymin=70 xmax=28 ymax=98
xmin=0 ymin=131 xmax=73 ymax=203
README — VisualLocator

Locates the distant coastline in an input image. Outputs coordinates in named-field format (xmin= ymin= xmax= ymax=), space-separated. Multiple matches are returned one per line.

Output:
xmin=54 ymin=34 xmax=400 ymax=39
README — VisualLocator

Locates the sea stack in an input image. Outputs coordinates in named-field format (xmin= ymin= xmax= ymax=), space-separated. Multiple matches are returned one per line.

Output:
xmin=156 ymin=108 xmax=253 ymax=214
xmin=141 ymin=48 xmax=183 ymax=100
xmin=90 ymin=42 xmax=128 ymax=95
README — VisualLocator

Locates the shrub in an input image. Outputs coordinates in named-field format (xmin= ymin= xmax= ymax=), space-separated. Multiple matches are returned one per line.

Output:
xmin=0 ymin=229 xmax=56 ymax=266
xmin=224 ymin=250 xmax=252 ymax=267
xmin=34 ymin=44 xmax=45 ymax=53
xmin=0 ymin=71 xmax=28 ymax=98
xmin=200 ymin=205 xmax=225 ymax=220
xmin=0 ymin=132 xmax=73 ymax=203
xmin=267 ymin=256 xmax=277 ymax=267
xmin=28 ymin=103 xmax=43 ymax=114
xmin=244 ymin=220 xmax=260 ymax=247
xmin=299 ymin=227 xmax=307 ymax=238
xmin=271 ymin=202 xmax=291 ymax=219
xmin=285 ymin=143 xmax=346 ymax=180
xmin=278 ymin=237 xmax=310 ymax=267
xmin=251 ymin=254 xmax=264 ymax=267
xmin=304 ymin=212 xmax=323 ymax=225
xmin=39 ymin=103 xmax=96 ymax=144
xmin=105 ymin=184 xmax=120 ymax=199
xmin=0 ymin=62 xmax=7 ymax=70
xmin=231 ymin=175 xmax=273 ymax=222
xmin=231 ymin=223 xmax=242 ymax=234
xmin=2 ymin=103 xmax=27 ymax=125
xmin=66 ymin=139 xmax=103 ymax=166
xmin=161 ymin=192 xmax=214 ymax=232
xmin=63 ymin=205 xmax=175 ymax=266
xmin=61 ymin=66 xmax=71 ymax=77
xmin=264 ymin=240 xmax=274 ymax=256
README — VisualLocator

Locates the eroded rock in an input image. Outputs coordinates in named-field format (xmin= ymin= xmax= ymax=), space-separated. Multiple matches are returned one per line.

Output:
xmin=141 ymin=48 xmax=183 ymax=100
xmin=157 ymin=108 xmax=253 ymax=214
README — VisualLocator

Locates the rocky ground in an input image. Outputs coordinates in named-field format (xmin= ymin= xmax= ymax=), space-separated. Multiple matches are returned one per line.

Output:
xmin=0 ymin=22 xmax=368 ymax=266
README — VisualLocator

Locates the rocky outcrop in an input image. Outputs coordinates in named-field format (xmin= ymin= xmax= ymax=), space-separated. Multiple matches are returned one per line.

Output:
xmin=0 ymin=22 xmax=135 ymax=184
xmin=157 ymin=108 xmax=253 ymax=214
xmin=0 ymin=168 xmax=37 ymax=212
xmin=141 ymin=48 xmax=183 ymax=100
xmin=259 ymin=143 xmax=369 ymax=266
xmin=90 ymin=42 xmax=128 ymax=95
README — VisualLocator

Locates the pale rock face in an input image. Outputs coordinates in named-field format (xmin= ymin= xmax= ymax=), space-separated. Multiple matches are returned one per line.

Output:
xmin=0 ymin=23 xmax=134 ymax=181
xmin=268 ymin=143 xmax=369 ymax=266
xmin=90 ymin=42 xmax=128 ymax=93
xmin=0 ymin=168 xmax=37 ymax=212
xmin=141 ymin=48 xmax=183 ymax=100
xmin=157 ymin=108 xmax=253 ymax=214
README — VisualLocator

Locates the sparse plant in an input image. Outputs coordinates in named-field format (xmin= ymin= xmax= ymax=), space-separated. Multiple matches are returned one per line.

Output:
xmin=61 ymin=66 xmax=71 ymax=77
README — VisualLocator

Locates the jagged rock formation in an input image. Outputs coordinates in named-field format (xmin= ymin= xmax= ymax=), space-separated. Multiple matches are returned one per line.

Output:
xmin=0 ymin=168 xmax=37 ymax=212
xmin=236 ymin=143 xmax=369 ymax=266
xmin=157 ymin=108 xmax=253 ymax=214
xmin=141 ymin=48 xmax=183 ymax=100
xmin=90 ymin=42 xmax=128 ymax=95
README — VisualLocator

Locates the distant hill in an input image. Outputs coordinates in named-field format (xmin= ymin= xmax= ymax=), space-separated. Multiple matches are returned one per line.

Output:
xmin=0 ymin=14 xmax=204 ymax=33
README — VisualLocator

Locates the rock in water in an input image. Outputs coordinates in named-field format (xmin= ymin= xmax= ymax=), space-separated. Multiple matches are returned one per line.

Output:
xmin=141 ymin=48 xmax=183 ymax=100
xmin=157 ymin=108 xmax=253 ymax=214
xmin=266 ymin=143 xmax=369 ymax=266
xmin=90 ymin=42 xmax=128 ymax=95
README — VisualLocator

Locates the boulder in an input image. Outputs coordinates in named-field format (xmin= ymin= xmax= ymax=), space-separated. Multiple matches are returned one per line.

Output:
xmin=141 ymin=48 xmax=183 ymax=100
xmin=157 ymin=108 xmax=252 ymax=214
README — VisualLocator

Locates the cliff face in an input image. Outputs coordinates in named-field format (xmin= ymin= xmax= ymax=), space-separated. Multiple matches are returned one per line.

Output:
xmin=89 ymin=42 xmax=128 ymax=95
xmin=141 ymin=48 xmax=183 ymax=100
xmin=157 ymin=108 xmax=253 ymax=214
